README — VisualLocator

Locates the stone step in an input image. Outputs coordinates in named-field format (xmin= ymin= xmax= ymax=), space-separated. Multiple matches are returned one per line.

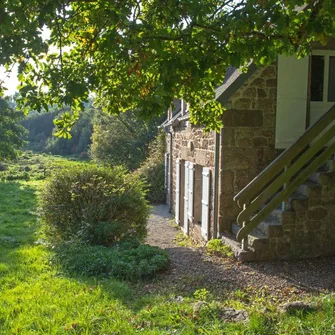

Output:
xmin=268 ymin=209 xmax=282 ymax=223
xmin=321 ymin=159 xmax=335 ymax=172
xmin=221 ymin=233 xmax=257 ymax=262
xmin=289 ymin=193 xmax=309 ymax=212
xmin=281 ymin=209 xmax=296 ymax=225
xmin=257 ymin=219 xmax=283 ymax=237
xmin=279 ymin=192 xmax=308 ymax=211
xmin=296 ymin=180 xmax=322 ymax=198
xmin=232 ymin=223 xmax=268 ymax=251
xmin=308 ymin=171 xmax=335 ymax=185
xmin=237 ymin=206 xmax=286 ymax=236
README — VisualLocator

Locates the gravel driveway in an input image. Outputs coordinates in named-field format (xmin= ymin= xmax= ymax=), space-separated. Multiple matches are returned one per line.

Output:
xmin=145 ymin=204 xmax=335 ymax=301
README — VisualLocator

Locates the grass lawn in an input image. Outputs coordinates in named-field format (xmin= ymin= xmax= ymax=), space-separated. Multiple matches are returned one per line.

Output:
xmin=0 ymin=154 xmax=335 ymax=334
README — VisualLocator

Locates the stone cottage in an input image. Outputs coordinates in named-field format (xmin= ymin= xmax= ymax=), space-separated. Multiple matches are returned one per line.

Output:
xmin=161 ymin=41 xmax=335 ymax=261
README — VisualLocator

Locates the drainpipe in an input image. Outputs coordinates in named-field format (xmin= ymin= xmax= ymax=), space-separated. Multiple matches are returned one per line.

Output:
xmin=213 ymin=131 xmax=220 ymax=239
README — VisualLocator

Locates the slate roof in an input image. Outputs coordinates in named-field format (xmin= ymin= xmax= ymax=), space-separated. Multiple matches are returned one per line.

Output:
xmin=160 ymin=60 xmax=259 ymax=128
xmin=215 ymin=63 xmax=257 ymax=105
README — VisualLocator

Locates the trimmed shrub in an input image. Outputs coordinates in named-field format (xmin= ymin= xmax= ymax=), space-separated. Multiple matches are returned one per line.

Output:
xmin=136 ymin=132 xmax=165 ymax=203
xmin=52 ymin=239 xmax=169 ymax=280
xmin=39 ymin=165 xmax=150 ymax=245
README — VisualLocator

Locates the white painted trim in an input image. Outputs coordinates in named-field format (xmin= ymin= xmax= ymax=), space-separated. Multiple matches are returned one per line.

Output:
xmin=175 ymin=159 xmax=181 ymax=225
xmin=201 ymin=168 xmax=210 ymax=241
xmin=183 ymin=161 xmax=189 ymax=234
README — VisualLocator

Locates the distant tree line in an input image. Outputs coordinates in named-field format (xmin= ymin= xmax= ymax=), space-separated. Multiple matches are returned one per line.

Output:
xmin=20 ymin=99 xmax=164 ymax=171
xmin=0 ymin=97 xmax=26 ymax=160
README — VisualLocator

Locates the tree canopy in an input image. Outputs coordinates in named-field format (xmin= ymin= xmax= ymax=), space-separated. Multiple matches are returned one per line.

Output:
xmin=0 ymin=98 xmax=26 ymax=160
xmin=91 ymin=110 xmax=161 ymax=170
xmin=1 ymin=0 xmax=335 ymax=130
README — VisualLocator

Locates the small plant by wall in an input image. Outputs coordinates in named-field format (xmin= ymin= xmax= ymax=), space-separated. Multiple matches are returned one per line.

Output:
xmin=206 ymin=239 xmax=234 ymax=258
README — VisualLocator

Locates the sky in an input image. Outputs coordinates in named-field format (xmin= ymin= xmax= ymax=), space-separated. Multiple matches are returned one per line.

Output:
xmin=0 ymin=28 xmax=50 ymax=96
xmin=0 ymin=65 xmax=19 ymax=96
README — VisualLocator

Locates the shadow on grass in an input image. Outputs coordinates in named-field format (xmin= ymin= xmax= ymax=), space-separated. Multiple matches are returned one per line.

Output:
xmin=0 ymin=181 xmax=39 ymax=247
xmin=0 ymin=181 xmax=42 ymax=286
xmin=52 ymin=202 xmax=335 ymax=311
xmin=51 ymin=243 xmax=244 ymax=312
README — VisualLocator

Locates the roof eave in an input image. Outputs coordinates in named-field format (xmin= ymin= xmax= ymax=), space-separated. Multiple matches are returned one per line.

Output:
xmin=216 ymin=63 xmax=258 ymax=105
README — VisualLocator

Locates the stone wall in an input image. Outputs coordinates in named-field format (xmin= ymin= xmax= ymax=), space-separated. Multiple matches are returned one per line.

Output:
xmin=169 ymin=120 xmax=216 ymax=244
xmin=167 ymin=63 xmax=279 ymax=242
xmin=266 ymin=171 xmax=335 ymax=260
xmin=167 ymin=58 xmax=335 ymax=260
xmin=219 ymin=64 xmax=278 ymax=232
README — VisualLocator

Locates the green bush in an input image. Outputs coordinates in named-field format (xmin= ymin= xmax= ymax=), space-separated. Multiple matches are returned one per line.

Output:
xmin=52 ymin=239 xmax=169 ymax=280
xmin=136 ymin=132 xmax=165 ymax=203
xmin=39 ymin=165 xmax=150 ymax=245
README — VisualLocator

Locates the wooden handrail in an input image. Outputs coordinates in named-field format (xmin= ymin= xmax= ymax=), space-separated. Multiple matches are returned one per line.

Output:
xmin=237 ymin=124 xmax=335 ymax=225
xmin=234 ymin=104 xmax=335 ymax=207
xmin=236 ymin=142 xmax=335 ymax=241
xmin=234 ymin=103 xmax=335 ymax=243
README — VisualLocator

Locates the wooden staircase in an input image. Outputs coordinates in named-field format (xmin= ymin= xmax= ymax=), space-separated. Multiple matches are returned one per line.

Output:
xmin=222 ymin=104 xmax=335 ymax=261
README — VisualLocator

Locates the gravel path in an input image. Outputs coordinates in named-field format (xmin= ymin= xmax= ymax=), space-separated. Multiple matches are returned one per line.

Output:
xmin=146 ymin=204 xmax=335 ymax=301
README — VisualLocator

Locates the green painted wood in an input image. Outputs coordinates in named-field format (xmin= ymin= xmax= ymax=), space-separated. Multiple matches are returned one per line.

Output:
xmin=234 ymin=104 xmax=335 ymax=207
xmin=236 ymin=142 xmax=335 ymax=242
xmin=237 ymin=124 xmax=335 ymax=225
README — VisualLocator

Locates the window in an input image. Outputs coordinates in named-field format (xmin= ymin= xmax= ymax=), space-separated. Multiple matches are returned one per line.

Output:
xmin=311 ymin=53 xmax=335 ymax=102
xmin=328 ymin=56 xmax=335 ymax=102
xmin=311 ymin=55 xmax=324 ymax=101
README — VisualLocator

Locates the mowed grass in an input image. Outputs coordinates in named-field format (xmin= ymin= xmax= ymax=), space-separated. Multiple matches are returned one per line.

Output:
xmin=0 ymin=179 xmax=229 ymax=334
xmin=0 ymin=155 xmax=335 ymax=334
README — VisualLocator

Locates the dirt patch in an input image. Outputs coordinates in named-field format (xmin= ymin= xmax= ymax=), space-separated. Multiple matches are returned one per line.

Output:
xmin=145 ymin=205 xmax=335 ymax=301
